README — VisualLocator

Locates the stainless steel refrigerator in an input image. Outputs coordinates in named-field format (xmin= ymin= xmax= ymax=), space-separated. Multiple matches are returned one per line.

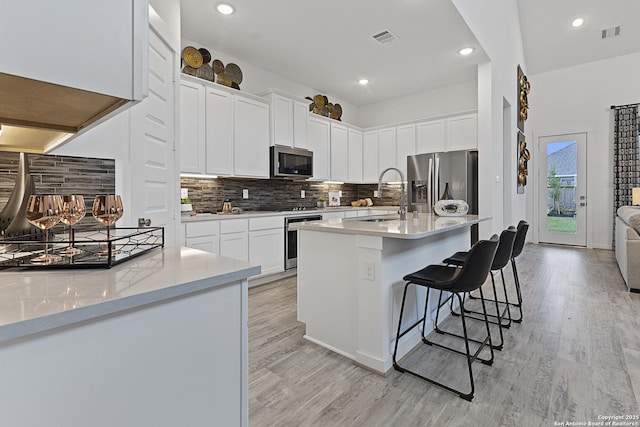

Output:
xmin=407 ymin=150 xmax=478 ymax=242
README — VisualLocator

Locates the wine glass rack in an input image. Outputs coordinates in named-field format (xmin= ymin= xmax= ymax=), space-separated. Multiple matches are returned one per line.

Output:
xmin=0 ymin=227 xmax=164 ymax=270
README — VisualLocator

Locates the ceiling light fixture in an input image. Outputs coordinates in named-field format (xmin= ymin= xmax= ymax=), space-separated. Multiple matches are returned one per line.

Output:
xmin=458 ymin=47 xmax=475 ymax=56
xmin=571 ymin=18 xmax=584 ymax=28
xmin=216 ymin=3 xmax=235 ymax=15
xmin=358 ymin=79 xmax=369 ymax=85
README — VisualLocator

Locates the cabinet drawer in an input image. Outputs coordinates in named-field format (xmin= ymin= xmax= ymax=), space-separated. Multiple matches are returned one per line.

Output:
xmin=185 ymin=221 xmax=219 ymax=238
xmin=249 ymin=216 xmax=284 ymax=231
xmin=220 ymin=218 xmax=249 ymax=234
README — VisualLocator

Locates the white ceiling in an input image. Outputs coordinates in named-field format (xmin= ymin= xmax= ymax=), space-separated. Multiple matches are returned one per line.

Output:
xmin=180 ymin=0 xmax=488 ymax=107
xmin=181 ymin=0 xmax=640 ymax=107
xmin=517 ymin=0 xmax=640 ymax=75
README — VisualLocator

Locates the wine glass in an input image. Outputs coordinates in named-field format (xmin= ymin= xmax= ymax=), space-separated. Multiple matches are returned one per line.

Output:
xmin=25 ymin=194 xmax=64 ymax=264
xmin=60 ymin=195 xmax=86 ymax=256
xmin=92 ymin=195 xmax=123 ymax=256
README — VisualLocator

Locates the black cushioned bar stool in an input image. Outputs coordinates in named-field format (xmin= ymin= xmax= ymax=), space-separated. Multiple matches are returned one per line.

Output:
xmin=392 ymin=235 xmax=499 ymax=401
xmin=441 ymin=227 xmax=517 ymax=350
xmin=508 ymin=220 xmax=529 ymax=323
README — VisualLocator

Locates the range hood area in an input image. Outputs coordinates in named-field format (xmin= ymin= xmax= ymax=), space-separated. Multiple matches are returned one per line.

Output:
xmin=0 ymin=72 xmax=131 ymax=154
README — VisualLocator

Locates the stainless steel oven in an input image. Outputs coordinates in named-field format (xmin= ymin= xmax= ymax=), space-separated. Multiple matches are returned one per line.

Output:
xmin=284 ymin=215 xmax=322 ymax=269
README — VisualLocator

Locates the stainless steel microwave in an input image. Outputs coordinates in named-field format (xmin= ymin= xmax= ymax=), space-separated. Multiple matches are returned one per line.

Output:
xmin=270 ymin=145 xmax=313 ymax=179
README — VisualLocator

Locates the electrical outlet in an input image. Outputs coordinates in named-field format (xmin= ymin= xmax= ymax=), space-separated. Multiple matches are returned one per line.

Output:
xmin=373 ymin=190 xmax=379 ymax=198
xmin=242 ymin=189 xmax=249 ymax=199
xmin=363 ymin=261 xmax=375 ymax=281
xmin=301 ymin=190 xmax=305 ymax=198
xmin=338 ymin=190 xmax=342 ymax=197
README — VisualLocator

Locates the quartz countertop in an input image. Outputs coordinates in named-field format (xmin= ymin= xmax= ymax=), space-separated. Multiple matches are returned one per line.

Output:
xmin=181 ymin=206 xmax=398 ymax=222
xmin=290 ymin=213 xmax=490 ymax=240
xmin=0 ymin=245 xmax=260 ymax=343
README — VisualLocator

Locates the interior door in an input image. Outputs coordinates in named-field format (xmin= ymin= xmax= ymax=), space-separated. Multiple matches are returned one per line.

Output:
xmin=538 ymin=133 xmax=587 ymax=246
xmin=129 ymin=28 xmax=177 ymax=243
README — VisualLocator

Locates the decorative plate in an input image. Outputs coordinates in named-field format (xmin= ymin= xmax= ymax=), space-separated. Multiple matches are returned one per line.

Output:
xmin=182 ymin=46 xmax=203 ymax=68
xmin=434 ymin=199 xmax=469 ymax=217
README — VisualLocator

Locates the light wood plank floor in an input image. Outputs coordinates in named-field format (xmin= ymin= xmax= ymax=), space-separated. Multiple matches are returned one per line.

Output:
xmin=248 ymin=244 xmax=640 ymax=426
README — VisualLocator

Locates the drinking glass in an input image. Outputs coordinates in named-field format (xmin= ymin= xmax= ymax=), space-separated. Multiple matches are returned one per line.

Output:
xmin=25 ymin=194 xmax=64 ymax=264
xmin=60 ymin=195 xmax=86 ymax=256
xmin=92 ymin=195 xmax=123 ymax=256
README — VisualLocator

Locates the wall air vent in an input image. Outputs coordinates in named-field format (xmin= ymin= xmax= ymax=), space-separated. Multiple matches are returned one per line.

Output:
xmin=372 ymin=29 xmax=398 ymax=45
xmin=601 ymin=26 xmax=622 ymax=39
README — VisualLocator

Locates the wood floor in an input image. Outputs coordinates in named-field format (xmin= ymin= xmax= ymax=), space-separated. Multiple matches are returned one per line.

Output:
xmin=248 ymin=244 xmax=640 ymax=426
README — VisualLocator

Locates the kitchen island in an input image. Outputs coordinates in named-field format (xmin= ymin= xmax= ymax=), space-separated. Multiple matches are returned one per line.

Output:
xmin=293 ymin=213 xmax=490 ymax=375
xmin=0 ymin=246 xmax=259 ymax=427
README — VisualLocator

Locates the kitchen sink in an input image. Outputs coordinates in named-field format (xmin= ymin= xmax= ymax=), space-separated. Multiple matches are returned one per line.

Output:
xmin=345 ymin=214 xmax=400 ymax=223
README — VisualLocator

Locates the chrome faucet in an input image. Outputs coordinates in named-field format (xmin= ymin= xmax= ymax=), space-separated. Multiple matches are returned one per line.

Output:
xmin=378 ymin=167 xmax=407 ymax=220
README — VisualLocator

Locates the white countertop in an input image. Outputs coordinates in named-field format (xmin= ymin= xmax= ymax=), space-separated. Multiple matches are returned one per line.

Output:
xmin=181 ymin=206 xmax=396 ymax=222
xmin=290 ymin=213 xmax=489 ymax=240
xmin=0 ymin=245 xmax=260 ymax=343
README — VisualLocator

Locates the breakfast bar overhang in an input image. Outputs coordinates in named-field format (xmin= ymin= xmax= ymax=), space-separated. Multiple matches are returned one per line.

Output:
xmin=293 ymin=213 xmax=490 ymax=375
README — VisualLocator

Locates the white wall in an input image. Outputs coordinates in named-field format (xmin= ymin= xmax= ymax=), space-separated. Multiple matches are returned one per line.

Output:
xmin=526 ymin=52 xmax=640 ymax=249
xmin=355 ymin=80 xmax=478 ymax=128
xmin=452 ymin=0 xmax=527 ymax=236
xmin=181 ymin=37 xmax=359 ymax=125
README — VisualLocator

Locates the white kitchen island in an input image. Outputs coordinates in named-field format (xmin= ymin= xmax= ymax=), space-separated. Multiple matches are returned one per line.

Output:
xmin=0 ymin=246 xmax=259 ymax=427
xmin=293 ymin=213 xmax=490 ymax=375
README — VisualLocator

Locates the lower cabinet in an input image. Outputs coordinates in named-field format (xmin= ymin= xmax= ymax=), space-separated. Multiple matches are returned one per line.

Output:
xmin=184 ymin=221 xmax=220 ymax=254
xmin=249 ymin=228 xmax=284 ymax=276
xmin=220 ymin=219 xmax=249 ymax=262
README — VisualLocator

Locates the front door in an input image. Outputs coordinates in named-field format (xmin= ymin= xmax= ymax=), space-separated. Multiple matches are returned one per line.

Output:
xmin=538 ymin=133 xmax=587 ymax=246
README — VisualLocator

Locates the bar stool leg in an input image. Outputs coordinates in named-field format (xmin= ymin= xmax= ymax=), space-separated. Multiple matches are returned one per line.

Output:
xmin=511 ymin=257 xmax=523 ymax=323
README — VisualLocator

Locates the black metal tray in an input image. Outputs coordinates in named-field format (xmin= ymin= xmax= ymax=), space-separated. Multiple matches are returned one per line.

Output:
xmin=0 ymin=227 xmax=164 ymax=270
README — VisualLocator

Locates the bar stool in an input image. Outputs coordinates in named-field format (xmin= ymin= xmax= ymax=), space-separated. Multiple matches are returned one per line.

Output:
xmin=509 ymin=220 xmax=529 ymax=323
xmin=441 ymin=227 xmax=517 ymax=350
xmin=392 ymin=235 xmax=499 ymax=401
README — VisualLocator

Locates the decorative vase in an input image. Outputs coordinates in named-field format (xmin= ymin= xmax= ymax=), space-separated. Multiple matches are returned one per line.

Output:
xmin=440 ymin=182 xmax=453 ymax=200
xmin=317 ymin=201 xmax=326 ymax=209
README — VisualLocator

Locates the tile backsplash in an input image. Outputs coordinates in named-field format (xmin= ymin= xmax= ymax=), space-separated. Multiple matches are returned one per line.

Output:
xmin=180 ymin=177 xmax=401 ymax=213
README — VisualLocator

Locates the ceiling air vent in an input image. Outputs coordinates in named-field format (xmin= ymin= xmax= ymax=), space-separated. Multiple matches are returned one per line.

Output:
xmin=601 ymin=26 xmax=622 ymax=39
xmin=372 ymin=29 xmax=398 ymax=45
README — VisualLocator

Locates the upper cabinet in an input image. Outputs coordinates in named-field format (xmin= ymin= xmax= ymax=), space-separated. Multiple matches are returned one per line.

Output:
xmin=446 ymin=113 xmax=477 ymax=152
xmin=377 ymin=127 xmax=398 ymax=182
xmin=0 ymin=0 xmax=149 ymax=154
xmin=347 ymin=128 xmax=363 ymax=183
xmin=362 ymin=131 xmax=379 ymax=183
xmin=330 ymin=123 xmax=349 ymax=182
xmin=416 ymin=120 xmax=445 ymax=154
xmin=179 ymin=75 xmax=270 ymax=179
xmin=260 ymin=90 xmax=308 ymax=149
xmin=395 ymin=124 xmax=416 ymax=181
xmin=307 ymin=116 xmax=331 ymax=181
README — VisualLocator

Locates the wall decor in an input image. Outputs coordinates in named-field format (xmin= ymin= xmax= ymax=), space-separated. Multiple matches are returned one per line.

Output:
xmin=517 ymin=64 xmax=530 ymax=132
xmin=517 ymin=131 xmax=530 ymax=194
xmin=305 ymin=94 xmax=342 ymax=121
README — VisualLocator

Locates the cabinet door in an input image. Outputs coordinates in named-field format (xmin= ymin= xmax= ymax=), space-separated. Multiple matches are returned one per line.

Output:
xmin=293 ymin=100 xmax=309 ymax=149
xmin=307 ymin=116 xmax=331 ymax=180
xmin=220 ymin=232 xmax=249 ymax=262
xmin=330 ymin=123 xmax=348 ymax=182
xmin=205 ymin=87 xmax=233 ymax=175
xmin=446 ymin=113 xmax=477 ymax=151
xmin=249 ymin=228 xmax=284 ymax=276
xmin=186 ymin=235 xmax=220 ymax=254
xmin=396 ymin=124 xmax=415 ymax=182
xmin=272 ymin=94 xmax=293 ymax=147
xmin=347 ymin=128 xmax=363 ymax=183
xmin=234 ymin=97 xmax=270 ymax=178
xmin=416 ymin=119 xmax=445 ymax=154
xmin=362 ymin=131 xmax=379 ymax=183
xmin=179 ymin=80 xmax=205 ymax=173
xmin=378 ymin=128 xmax=398 ymax=182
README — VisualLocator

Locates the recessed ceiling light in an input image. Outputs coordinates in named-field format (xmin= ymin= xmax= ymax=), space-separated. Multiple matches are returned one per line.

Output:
xmin=572 ymin=18 xmax=584 ymax=28
xmin=458 ymin=47 xmax=475 ymax=56
xmin=216 ymin=3 xmax=235 ymax=15
xmin=358 ymin=79 xmax=369 ymax=85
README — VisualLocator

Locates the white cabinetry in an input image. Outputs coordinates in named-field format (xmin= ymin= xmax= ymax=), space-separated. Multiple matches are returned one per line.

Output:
xmin=179 ymin=79 xmax=206 ymax=174
xmin=416 ymin=119 xmax=445 ymax=154
xmin=395 ymin=124 xmax=415 ymax=181
xmin=347 ymin=128 xmax=363 ymax=183
xmin=322 ymin=211 xmax=345 ymax=220
xmin=185 ymin=221 xmax=220 ymax=254
xmin=378 ymin=128 xmax=398 ymax=182
xmin=362 ymin=131 xmax=379 ymax=183
xmin=249 ymin=216 xmax=284 ymax=276
xmin=234 ymin=97 xmax=269 ymax=178
xmin=446 ymin=113 xmax=477 ymax=151
xmin=307 ymin=116 xmax=331 ymax=180
xmin=206 ymin=86 xmax=233 ymax=175
xmin=262 ymin=91 xmax=309 ymax=149
xmin=220 ymin=219 xmax=249 ymax=262
xmin=330 ymin=123 xmax=349 ymax=182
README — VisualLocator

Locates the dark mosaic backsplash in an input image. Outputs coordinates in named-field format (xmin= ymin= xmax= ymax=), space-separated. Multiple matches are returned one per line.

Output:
xmin=180 ymin=177 xmax=401 ymax=213
xmin=0 ymin=152 xmax=115 ymax=233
